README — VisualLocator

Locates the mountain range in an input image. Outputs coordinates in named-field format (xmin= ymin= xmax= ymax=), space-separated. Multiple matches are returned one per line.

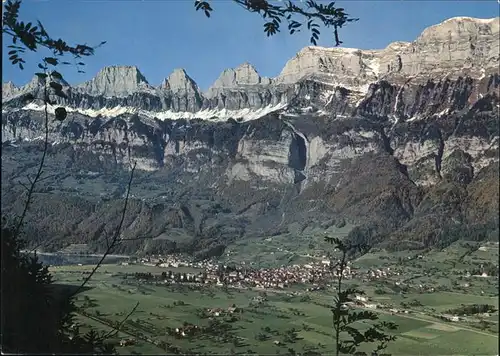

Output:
xmin=2 ymin=16 xmax=499 ymax=258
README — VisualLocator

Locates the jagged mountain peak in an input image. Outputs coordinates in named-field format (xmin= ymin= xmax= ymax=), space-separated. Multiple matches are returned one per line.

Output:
xmin=170 ymin=68 xmax=189 ymax=77
xmin=235 ymin=61 xmax=258 ymax=74
xmin=383 ymin=41 xmax=412 ymax=51
xmin=276 ymin=45 xmax=375 ymax=85
xmin=439 ymin=16 xmax=498 ymax=25
xmin=2 ymin=81 xmax=19 ymax=100
xmin=2 ymin=77 xmax=43 ymax=101
xmin=22 ymin=74 xmax=61 ymax=91
xmin=3 ymin=80 xmax=17 ymax=91
xmin=2 ymin=73 xmax=70 ymax=101
xmin=276 ymin=16 xmax=499 ymax=86
xmin=1 ymin=16 xmax=497 ymax=117
xmin=3 ymin=80 xmax=17 ymax=88
xmin=76 ymin=65 xmax=152 ymax=97
xmin=28 ymin=74 xmax=46 ymax=86
xmin=160 ymin=68 xmax=199 ymax=93
xmin=209 ymin=62 xmax=270 ymax=89
xmin=94 ymin=65 xmax=148 ymax=81
xmin=418 ymin=16 xmax=499 ymax=39
xmin=298 ymin=45 xmax=362 ymax=55
xmin=405 ymin=16 xmax=499 ymax=78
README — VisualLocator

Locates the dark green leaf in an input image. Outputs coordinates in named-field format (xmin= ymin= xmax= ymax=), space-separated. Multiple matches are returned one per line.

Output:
xmin=54 ymin=90 xmax=68 ymax=99
xmin=49 ymin=81 xmax=63 ymax=92
xmin=44 ymin=57 xmax=58 ymax=66
xmin=35 ymin=72 xmax=48 ymax=79
xmin=55 ymin=107 xmax=68 ymax=121
xmin=22 ymin=93 xmax=35 ymax=103
xmin=37 ymin=20 xmax=47 ymax=36
xmin=51 ymin=71 xmax=63 ymax=80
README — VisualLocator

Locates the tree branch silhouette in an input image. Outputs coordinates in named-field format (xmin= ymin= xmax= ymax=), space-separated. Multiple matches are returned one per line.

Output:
xmin=3 ymin=0 xmax=105 ymax=71
xmin=69 ymin=162 xmax=137 ymax=299
xmin=13 ymin=63 xmax=50 ymax=238
xmin=325 ymin=236 xmax=398 ymax=356
xmin=99 ymin=301 xmax=140 ymax=340
xmin=195 ymin=0 xmax=358 ymax=46
xmin=2 ymin=2 xmax=141 ymax=352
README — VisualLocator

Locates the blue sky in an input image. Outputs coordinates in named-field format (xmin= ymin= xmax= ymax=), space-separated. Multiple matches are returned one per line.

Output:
xmin=2 ymin=0 xmax=499 ymax=90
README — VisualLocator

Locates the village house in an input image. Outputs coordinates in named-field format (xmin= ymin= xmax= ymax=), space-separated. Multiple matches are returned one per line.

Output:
xmin=207 ymin=307 xmax=224 ymax=317
xmin=174 ymin=324 xmax=200 ymax=337
xmin=355 ymin=295 xmax=368 ymax=302
xmin=136 ymin=252 xmax=359 ymax=292
xmin=119 ymin=338 xmax=136 ymax=347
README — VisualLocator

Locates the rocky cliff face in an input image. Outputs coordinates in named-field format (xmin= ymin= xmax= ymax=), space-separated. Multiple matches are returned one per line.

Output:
xmin=2 ymin=17 xmax=499 ymax=257
xmin=76 ymin=65 xmax=153 ymax=97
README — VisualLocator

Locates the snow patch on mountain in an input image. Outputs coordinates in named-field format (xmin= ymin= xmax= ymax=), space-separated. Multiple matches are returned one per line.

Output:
xmin=21 ymin=101 xmax=288 ymax=122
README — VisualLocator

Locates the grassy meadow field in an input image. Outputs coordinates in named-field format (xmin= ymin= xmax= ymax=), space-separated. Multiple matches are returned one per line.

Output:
xmin=219 ymin=224 xmax=353 ymax=268
xmin=51 ymin=258 xmax=499 ymax=355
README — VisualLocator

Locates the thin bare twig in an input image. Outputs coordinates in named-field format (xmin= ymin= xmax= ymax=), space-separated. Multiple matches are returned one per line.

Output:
xmin=18 ymin=172 xmax=55 ymax=195
xmin=14 ymin=70 xmax=50 ymax=238
xmin=38 ymin=173 xmax=57 ymax=183
xmin=69 ymin=162 xmax=137 ymax=299
xmin=99 ymin=301 xmax=140 ymax=340
xmin=27 ymin=233 xmax=61 ymax=254
xmin=19 ymin=181 xmax=31 ymax=191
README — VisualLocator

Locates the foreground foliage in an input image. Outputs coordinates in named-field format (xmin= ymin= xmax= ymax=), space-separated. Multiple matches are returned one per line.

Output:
xmin=0 ymin=223 xmax=116 ymax=354
xmin=3 ymin=0 xmax=104 ymax=71
xmin=195 ymin=0 xmax=357 ymax=46
xmin=326 ymin=237 xmax=398 ymax=356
